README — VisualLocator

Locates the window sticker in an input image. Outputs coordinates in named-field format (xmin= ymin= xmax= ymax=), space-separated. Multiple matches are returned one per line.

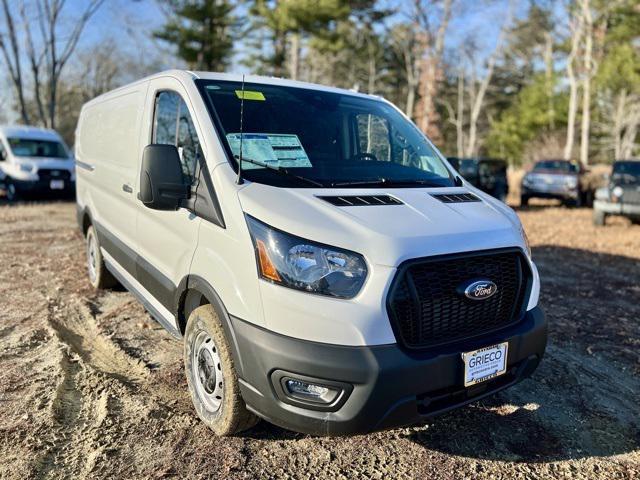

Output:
xmin=235 ymin=90 xmax=266 ymax=101
xmin=226 ymin=133 xmax=312 ymax=169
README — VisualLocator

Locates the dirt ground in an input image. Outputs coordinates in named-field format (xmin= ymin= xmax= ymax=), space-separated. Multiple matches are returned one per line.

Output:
xmin=1 ymin=199 xmax=639 ymax=479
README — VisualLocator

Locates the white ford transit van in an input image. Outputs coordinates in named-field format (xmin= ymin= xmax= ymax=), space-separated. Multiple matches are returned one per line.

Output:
xmin=0 ymin=125 xmax=75 ymax=201
xmin=75 ymin=70 xmax=546 ymax=436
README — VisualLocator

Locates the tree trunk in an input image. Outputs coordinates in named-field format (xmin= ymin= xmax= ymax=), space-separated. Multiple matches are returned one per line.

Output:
xmin=456 ymin=70 xmax=464 ymax=158
xmin=289 ymin=32 xmax=300 ymax=80
xmin=579 ymin=0 xmax=593 ymax=166
xmin=367 ymin=38 xmax=376 ymax=94
xmin=273 ymin=30 xmax=287 ymax=77
xmin=544 ymin=32 xmax=555 ymax=130
xmin=563 ymin=9 xmax=583 ymax=161
xmin=417 ymin=0 xmax=452 ymax=135
xmin=464 ymin=18 xmax=507 ymax=157
xmin=0 ymin=0 xmax=30 ymax=124
xmin=613 ymin=90 xmax=626 ymax=159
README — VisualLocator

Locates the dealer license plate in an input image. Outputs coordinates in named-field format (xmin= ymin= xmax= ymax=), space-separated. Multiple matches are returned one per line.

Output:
xmin=50 ymin=180 xmax=65 ymax=190
xmin=462 ymin=342 xmax=508 ymax=387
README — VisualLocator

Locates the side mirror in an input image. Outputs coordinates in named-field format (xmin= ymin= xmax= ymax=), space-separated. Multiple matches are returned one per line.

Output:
xmin=139 ymin=144 xmax=189 ymax=211
xmin=0 ymin=150 xmax=6 ymax=161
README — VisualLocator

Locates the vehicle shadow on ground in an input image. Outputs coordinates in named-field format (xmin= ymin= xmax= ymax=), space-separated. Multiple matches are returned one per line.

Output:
xmin=0 ymin=196 xmax=75 ymax=207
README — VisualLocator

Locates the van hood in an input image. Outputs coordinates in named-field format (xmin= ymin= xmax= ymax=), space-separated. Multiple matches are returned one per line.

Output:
xmin=238 ymin=183 xmax=526 ymax=267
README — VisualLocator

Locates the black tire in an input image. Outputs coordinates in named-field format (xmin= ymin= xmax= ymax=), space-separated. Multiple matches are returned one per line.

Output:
xmin=5 ymin=179 xmax=18 ymax=202
xmin=85 ymin=225 xmax=118 ymax=289
xmin=520 ymin=195 xmax=529 ymax=207
xmin=583 ymin=190 xmax=594 ymax=208
xmin=573 ymin=194 xmax=583 ymax=208
xmin=184 ymin=304 xmax=258 ymax=436
xmin=592 ymin=209 xmax=606 ymax=226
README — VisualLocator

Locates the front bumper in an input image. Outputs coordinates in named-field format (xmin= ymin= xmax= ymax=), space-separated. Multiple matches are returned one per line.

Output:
xmin=521 ymin=185 xmax=578 ymax=200
xmin=594 ymin=199 xmax=640 ymax=216
xmin=9 ymin=178 xmax=75 ymax=196
xmin=231 ymin=306 xmax=547 ymax=436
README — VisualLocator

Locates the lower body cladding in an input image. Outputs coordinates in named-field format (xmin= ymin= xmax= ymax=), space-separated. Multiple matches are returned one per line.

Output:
xmin=230 ymin=307 xmax=547 ymax=436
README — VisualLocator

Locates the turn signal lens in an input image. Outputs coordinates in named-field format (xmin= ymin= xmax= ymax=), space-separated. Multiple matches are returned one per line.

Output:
xmin=256 ymin=239 xmax=281 ymax=282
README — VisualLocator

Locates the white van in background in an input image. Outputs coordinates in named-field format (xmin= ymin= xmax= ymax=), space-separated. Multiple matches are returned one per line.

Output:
xmin=0 ymin=126 xmax=75 ymax=201
xmin=75 ymin=70 xmax=546 ymax=436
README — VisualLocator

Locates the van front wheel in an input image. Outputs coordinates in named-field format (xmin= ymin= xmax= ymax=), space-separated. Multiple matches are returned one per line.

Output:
xmin=184 ymin=305 xmax=258 ymax=436
xmin=86 ymin=225 xmax=117 ymax=289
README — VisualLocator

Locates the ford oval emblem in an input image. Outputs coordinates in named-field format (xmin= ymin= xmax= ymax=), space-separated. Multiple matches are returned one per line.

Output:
xmin=460 ymin=279 xmax=498 ymax=301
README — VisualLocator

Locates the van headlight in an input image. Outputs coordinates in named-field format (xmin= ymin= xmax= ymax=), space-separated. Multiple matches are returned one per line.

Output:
xmin=19 ymin=163 xmax=34 ymax=173
xmin=564 ymin=176 xmax=578 ymax=188
xmin=246 ymin=215 xmax=368 ymax=298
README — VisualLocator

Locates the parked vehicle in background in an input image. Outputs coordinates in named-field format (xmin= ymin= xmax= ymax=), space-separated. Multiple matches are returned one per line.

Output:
xmin=0 ymin=126 xmax=75 ymax=201
xmin=448 ymin=157 xmax=509 ymax=201
xmin=593 ymin=160 xmax=640 ymax=226
xmin=520 ymin=159 xmax=595 ymax=207
xmin=75 ymin=70 xmax=546 ymax=437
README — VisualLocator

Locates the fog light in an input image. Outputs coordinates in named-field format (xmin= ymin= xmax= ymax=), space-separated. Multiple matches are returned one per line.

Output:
xmin=284 ymin=378 xmax=340 ymax=404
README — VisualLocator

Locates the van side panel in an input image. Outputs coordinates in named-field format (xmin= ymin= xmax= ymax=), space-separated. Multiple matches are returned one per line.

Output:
xmin=76 ymin=86 xmax=148 ymax=276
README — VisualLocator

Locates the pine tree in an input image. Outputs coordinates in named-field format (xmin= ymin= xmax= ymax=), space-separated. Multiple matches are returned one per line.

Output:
xmin=155 ymin=0 xmax=237 ymax=71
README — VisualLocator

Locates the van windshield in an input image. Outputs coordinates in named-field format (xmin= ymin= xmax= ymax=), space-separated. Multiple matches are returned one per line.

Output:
xmin=533 ymin=160 xmax=578 ymax=173
xmin=197 ymin=80 xmax=454 ymax=188
xmin=7 ymin=138 xmax=68 ymax=158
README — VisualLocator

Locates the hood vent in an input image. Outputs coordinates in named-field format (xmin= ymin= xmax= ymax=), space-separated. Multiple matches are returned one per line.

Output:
xmin=431 ymin=192 xmax=481 ymax=204
xmin=318 ymin=195 xmax=403 ymax=207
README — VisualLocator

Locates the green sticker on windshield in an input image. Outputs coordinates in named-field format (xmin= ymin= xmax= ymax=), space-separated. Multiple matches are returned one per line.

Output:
xmin=235 ymin=90 xmax=265 ymax=101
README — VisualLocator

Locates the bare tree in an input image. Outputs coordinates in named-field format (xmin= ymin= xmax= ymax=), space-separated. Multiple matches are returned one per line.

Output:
xmin=0 ymin=0 xmax=105 ymax=128
xmin=563 ymin=2 xmax=584 ymax=161
xmin=578 ymin=0 xmax=593 ymax=166
xmin=389 ymin=23 xmax=421 ymax=118
xmin=442 ymin=63 xmax=465 ymax=157
xmin=462 ymin=12 xmax=511 ymax=157
xmin=597 ymin=89 xmax=640 ymax=159
xmin=0 ymin=0 xmax=29 ymax=123
xmin=414 ymin=0 xmax=453 ymax=136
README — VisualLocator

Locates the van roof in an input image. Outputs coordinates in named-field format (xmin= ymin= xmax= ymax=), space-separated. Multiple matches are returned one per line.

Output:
xmin=0 ymin=125 xmax=63 ymax=142
xmin=84 ymin=69 xmax=382 ymax=107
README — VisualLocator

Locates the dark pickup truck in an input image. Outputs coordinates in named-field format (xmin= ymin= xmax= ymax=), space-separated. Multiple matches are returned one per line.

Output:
xmin=448 ymin=157 xmax=509 ymax=201
xmin=593 ymin=160 xmax=640 ymax=226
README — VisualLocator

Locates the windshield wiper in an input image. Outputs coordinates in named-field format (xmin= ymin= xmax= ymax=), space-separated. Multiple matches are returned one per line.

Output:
xmin=330 ymin=178 xmax=444 ymax=188
xmin=234 ymin=155 xmax=325 ymax=187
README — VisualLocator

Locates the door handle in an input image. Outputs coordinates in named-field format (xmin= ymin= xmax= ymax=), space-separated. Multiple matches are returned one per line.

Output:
xmin=122 ymin=184 xmax=133 ymax=193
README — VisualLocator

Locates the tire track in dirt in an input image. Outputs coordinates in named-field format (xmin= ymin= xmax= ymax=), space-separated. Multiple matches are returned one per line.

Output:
xmin=35 ymin=348 xmax=84 ymax=478
xmin=47 ymin=295 xmax=150 ymax=387
xmin=31 ymin=291 xmax=154 ymax=478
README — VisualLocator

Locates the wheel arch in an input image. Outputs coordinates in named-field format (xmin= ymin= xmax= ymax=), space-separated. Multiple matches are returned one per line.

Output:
xmin=77 ymin=205 xmax=93 ymax=237
xmin=175 ymin=275 xmax=246 ymax=376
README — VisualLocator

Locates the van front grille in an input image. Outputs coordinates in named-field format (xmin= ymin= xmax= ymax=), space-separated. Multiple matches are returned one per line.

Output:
xmin=387 ymin=249 xmax=531 ymax=349
xmin=38 ymin=169 xmax=71 ymax=180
